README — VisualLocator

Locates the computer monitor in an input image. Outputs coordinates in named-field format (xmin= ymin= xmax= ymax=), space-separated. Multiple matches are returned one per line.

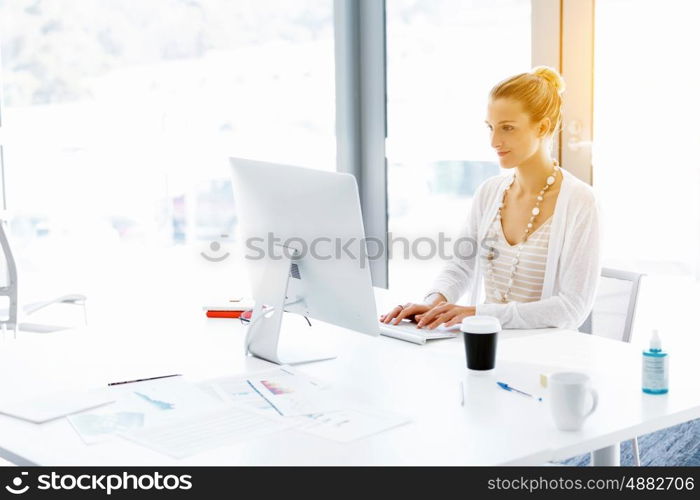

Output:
xmin=230 ymin=157 xmax=380 ymax=365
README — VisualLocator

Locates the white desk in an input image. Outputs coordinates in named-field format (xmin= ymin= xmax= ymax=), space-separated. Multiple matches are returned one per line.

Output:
xmin=0 ymin=301 xmax=698 ymax=466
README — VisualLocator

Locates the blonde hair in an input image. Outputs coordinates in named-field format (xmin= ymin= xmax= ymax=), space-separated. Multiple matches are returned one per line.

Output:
xmin=490 ymin=66 xmax=566 ymax=136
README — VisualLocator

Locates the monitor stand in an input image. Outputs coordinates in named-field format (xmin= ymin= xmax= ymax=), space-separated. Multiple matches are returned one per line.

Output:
xmin=245 ymin=246 xmax=336 ymax=365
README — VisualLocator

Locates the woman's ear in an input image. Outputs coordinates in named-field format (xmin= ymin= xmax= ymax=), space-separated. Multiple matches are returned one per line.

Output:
xmin=537 ymin=118 xmax=551 ymax=138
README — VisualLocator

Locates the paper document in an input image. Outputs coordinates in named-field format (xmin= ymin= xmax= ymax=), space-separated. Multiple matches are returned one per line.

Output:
xmin=298 ymin=406 xmax=410 ymax=442
xmin=0 ymin=389 xmax=114 ymax=424
xmin=211 ymin=366 xmax=337 ymax=416
xmin=209 ymin=367 xmax=409 ymax=442
xmin=68 ymin=377 xmax=222 ymax=444
xmin=210 ymin=378 xmax=277 ymax=414
xmin=69 ymin=412 xmax=146 ymax=444
xmin=120 ymin=404 xmax=296 ymax=459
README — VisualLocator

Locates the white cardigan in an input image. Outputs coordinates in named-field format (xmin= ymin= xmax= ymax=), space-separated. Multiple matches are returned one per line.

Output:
xmin=424 ymin=168 xmax=601 ymax=330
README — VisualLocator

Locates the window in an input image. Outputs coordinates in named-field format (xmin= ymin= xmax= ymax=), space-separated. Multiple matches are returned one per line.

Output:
xmin=593 ymin=0 xmax=700 ymax=279
xmin=385 ymin=0 xmax=532 ymax=299
xmin=0 ymin=0 xmax=335 ymax=301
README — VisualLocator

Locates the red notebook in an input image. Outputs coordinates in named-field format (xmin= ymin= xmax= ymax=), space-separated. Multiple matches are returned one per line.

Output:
xmin=206 ymin=310 xmax=244 ymax=319
xmin=203 ymin=300 xmax=254 ymax=319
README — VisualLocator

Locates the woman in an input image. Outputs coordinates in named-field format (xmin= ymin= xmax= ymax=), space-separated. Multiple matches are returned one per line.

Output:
xmin=380 ymin=66 xmax=600 ymax=331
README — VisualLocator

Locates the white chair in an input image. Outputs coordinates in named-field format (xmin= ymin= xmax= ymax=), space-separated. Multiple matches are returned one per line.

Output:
xmin=0 ymin=219 xmax=18 ymax=335
xmin=1 ymin=220 xmax=87 ymax=335
xmin=580 ymin=267 xmax=645 ymax=465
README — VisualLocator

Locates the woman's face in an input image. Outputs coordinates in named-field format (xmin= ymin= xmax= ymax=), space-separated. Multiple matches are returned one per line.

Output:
xmin=485 ymin=98 xmax=547 ymax=169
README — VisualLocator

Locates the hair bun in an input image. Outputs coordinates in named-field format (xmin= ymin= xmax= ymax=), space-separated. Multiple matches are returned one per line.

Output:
xmin=532 ymin=66 xmax=565 ymax=94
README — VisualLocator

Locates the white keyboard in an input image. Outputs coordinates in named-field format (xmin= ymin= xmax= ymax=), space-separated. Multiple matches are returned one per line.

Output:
xmin=378 ymin=320 xmax=459 ymax=345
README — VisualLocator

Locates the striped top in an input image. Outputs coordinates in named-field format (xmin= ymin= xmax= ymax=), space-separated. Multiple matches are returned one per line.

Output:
xmin=425 ymin=168 xmax=601 ymax=329
xmin=481 ymin=214 xmax=552 ymax=304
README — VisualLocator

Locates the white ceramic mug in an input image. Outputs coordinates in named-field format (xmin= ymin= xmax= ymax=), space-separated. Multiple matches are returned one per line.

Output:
xmin=549 ymin=372 xmax=598 ymax=431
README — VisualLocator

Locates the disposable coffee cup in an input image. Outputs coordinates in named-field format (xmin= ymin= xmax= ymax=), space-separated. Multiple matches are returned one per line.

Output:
xmin=461 ymin=316 xmax=501 ymax=372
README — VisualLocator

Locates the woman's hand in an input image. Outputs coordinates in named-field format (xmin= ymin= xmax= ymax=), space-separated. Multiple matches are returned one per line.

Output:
xmin=416 ymin=303 xmax=476 ymax=330
xmin=380 ymin=302 xmax=433 ymax=325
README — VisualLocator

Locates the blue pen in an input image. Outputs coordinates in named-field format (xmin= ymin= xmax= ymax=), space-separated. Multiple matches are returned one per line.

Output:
xmin=497 ymin=381 xmax=543 ymax=402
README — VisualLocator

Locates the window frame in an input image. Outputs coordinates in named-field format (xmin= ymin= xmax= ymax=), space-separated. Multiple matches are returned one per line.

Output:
xmin=334 ymin=0 xmax=388 ymax=287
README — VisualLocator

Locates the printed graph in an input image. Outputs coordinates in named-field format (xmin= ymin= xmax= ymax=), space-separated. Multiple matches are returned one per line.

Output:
xmin=260 ymin=380 xmax=294 ymax=395
xmin=134 ymin=392 xmax=175 ymax=410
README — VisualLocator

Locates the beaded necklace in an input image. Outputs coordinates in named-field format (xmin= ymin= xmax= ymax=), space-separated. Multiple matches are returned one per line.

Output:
xmin=486 ymin=161 xmax=560 ymax=303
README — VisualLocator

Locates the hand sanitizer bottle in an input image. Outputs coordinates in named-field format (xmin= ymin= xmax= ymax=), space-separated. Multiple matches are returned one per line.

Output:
xmin=642 ymin=329 xmax=669 ymax=394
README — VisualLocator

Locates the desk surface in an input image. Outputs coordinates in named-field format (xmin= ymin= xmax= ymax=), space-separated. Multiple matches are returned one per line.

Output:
xmin=0 ymin=292 xmax=698 ymax=466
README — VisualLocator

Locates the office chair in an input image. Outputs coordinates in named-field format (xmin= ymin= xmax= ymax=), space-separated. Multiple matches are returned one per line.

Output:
xmin=580 ymin=267 xmax=645 ymax=466
xmin=0 ymin=220 xmax=87 ymax=335
xmin=0 ymin=219 xmax=19 ymax=336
